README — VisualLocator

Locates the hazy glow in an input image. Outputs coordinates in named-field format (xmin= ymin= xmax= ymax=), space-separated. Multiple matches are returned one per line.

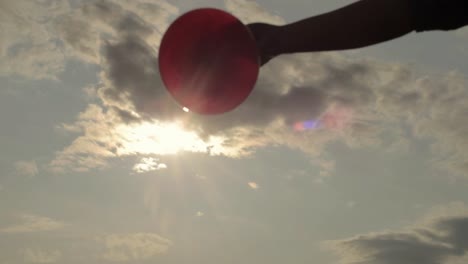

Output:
xmin=182 ymin=107 xmax=190 ymax=113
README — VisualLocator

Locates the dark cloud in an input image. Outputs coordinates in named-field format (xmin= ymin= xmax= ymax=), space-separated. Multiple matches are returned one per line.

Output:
xmin=328 ymin=214 xmax=468 ymax=264
xmin=436 ymin=217 xmax=468 ymax=253
xmin=102 ymin=36 xmax=175 ymax=118
xmin=62 ymin=0 xmax=181 ymax=122
xmin=182 ymin=57 xmax=377 ymax=136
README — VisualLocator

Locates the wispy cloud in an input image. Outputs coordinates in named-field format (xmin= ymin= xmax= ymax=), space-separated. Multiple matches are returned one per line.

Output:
xmin=224 ymin=0 xmax=285 ymax=24
xmin=0 ymin=214 xmax=65 ymax=233
xmin=99 ymin=233 xmax=172 ymax=262
xmin=14 ymin=160 xmax=39 ymax=177
xmin=0 ymin=0 xmax=69 ymax=79
xmin=23 ymin=249 xmax=61 ymax=264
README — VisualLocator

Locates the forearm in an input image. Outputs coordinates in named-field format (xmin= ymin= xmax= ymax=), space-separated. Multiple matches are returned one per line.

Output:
xmin=274 ymin=0 xmax=414 ymax=54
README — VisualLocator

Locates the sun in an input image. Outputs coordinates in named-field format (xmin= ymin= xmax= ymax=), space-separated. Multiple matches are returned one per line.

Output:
xmin=115 ymin=121 xmax=223 ymax=156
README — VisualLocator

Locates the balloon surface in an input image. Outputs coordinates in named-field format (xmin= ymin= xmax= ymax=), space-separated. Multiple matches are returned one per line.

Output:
xmin=159 ymin=8 xmax=259 ymax=114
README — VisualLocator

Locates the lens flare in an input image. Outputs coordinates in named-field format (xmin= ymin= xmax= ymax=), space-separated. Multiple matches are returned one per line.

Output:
xmin=294 ymin=105 xmax=354 ymax=132
xmin=294 ymin=120 xmax=320 ymax=131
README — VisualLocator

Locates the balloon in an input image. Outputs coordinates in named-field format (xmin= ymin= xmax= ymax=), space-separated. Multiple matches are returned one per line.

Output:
xmin=159 ymin=8 xmax=259 ymax=115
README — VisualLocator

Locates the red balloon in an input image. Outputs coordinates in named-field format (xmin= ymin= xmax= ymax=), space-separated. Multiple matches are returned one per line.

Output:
xmin=159 ymin=8 xmax=260 ymax=115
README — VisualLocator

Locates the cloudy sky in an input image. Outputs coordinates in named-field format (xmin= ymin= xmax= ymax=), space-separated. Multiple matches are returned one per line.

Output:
xmin=1 ymin=0 xmax=468 ymax=263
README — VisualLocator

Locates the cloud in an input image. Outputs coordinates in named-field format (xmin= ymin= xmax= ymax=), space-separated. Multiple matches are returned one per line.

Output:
xmin=47 ymin=0 xmax=388 ymax=174
xmin=133 ymin=157 xmax=167 ymax=173
xmin=50 ymin=0 xmax=389 ymax=172
xmin=0 ymin=0 xmax=69 ymax=79
xmin=14 ymin=160 xmax=39 ymax=177
xmin=326 ymin=205 xmax=468 ymax=264
xmin=0 ymin=0 xmax=179 ymax=79
xmin=49 ymin=105 xmax=224 ymax=172
xmin=55 ymin=0 xmax=177 ymax=63
xmin=0 ymin=214 xmax=65 ymax=233
xmin=224 ymin=0 xmax=285 ymax=24
xmin=45 ymin=0 xmax=468 ymax=178
xmin=378 ymin=71 xmax=468 ymax=176
xmin=23 ymin=249 xmax=61 ymax=264
xmin=99 ymin=233 xmax=172 ymax=262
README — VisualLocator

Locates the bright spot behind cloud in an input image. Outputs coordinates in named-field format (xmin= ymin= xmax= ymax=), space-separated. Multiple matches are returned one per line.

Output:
xmin=51 ymin=107 xmax=246 ymax=172
xmin=116 ymin=122 xmax=224 ymax=156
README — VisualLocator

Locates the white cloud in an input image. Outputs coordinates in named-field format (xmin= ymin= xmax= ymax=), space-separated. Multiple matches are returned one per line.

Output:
xmin=14 ymin=160 xmax=38 ymax=177
xmin=133 ymin=157 xmax=167 ymax=173
xmin=100 ymin=233 xmax=172 ymax=262
xmin=23 ymin=249 xmax=61 ymax=264
xmin=0 ymin=214 xmax=65 ymax=233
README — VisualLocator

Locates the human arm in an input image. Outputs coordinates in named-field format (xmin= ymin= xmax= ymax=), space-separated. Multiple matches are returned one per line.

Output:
xmin=248 ymin=0 xmax=468 ymax=65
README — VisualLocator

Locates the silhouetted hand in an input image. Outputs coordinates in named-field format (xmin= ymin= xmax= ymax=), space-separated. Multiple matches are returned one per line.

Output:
xmin=246 ymin=23 xmax=282 ymax=66
xmin=246 ymin=0 xmax=417 ymax=65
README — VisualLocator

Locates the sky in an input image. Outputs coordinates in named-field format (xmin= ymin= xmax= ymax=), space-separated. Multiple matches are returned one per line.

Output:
xmin=1 ymin=0 xmax=468 ymax=263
